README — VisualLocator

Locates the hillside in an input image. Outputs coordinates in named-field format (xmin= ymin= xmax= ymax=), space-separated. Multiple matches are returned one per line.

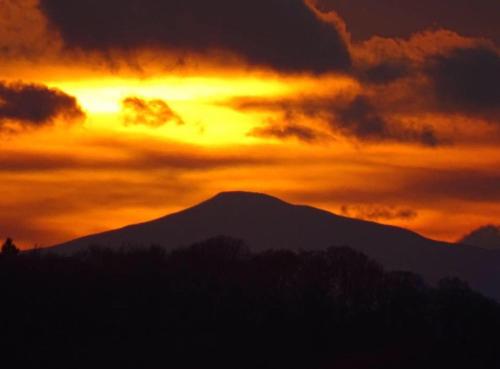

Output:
xmin=48 ymin=191 xmax=500 ymax=299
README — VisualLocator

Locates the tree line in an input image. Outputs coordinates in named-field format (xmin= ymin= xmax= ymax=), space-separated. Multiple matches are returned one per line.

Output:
xmin=0 ymin=236 xmax=499 ymax=368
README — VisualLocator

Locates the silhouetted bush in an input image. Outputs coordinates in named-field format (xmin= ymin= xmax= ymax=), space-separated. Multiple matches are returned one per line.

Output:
xmin=0 ymin=237 xmax=499 ymax=369
xmin=1 ymin=237 xmax=19 ymax=257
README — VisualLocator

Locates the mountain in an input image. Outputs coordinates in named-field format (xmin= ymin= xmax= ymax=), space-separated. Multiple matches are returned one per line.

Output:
xmin=48 ymin=191 xmax=500 ymax=299
xmin=459 ymin=225 xmax=500 ymax=250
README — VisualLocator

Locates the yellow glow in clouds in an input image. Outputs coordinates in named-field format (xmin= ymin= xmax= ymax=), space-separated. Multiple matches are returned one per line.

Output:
xmin=49 ymin=76 xmax=290 ymax=113
xmin=46 ymin=74 xmax=357 ymax=145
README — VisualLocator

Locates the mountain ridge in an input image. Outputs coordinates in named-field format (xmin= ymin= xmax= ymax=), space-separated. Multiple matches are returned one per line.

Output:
xmin=50 ymin=191 xmax=436 ymax=252
xmin=47 ymin=191 xmax=500 ymax=300
xmin=459 ymin=225 xmax=500 ymax=250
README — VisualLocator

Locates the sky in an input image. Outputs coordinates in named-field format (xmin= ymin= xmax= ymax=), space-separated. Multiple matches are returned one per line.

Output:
xmin=1 ymin=0 xmax=499 ymax=248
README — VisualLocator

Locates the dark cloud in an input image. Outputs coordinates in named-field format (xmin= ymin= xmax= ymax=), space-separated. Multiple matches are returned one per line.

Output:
xmin=459 ymin=225 xmax=500 ymax=249
xmin=316 ymin=0 xmax=500 ymax=44
xmin=340 ymin=204 xmax=418 ymax=221
xmin=232 ymin=94 xmax=440 ymax=146
xmin=0 ymin=81 xmax=84 ymax=131
xmin=122 ymin=97 xmax=183 ymax=127
xmin=336 ymin=35 xmax=500 ymax=147
xmin=335 ymin=96 xmax=388 ymax=138
xmin=38 ymin=0 xmax=351 ymax=73
xmin=426 ymin=46 xmax=500 ymax=117
xmin=356 ymin=60 xmax=411 ymax=85
xmin=335 ymin=96 xmax=439 ymax=145
xmin=249 ymin=123 xmax=325 ymax=143
xmin=353 ymin=33 xmax=500 ymax=118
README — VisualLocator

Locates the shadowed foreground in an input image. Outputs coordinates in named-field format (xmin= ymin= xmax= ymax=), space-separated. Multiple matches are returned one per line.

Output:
xmin=1 ymin=237 xmax=500 ymax=369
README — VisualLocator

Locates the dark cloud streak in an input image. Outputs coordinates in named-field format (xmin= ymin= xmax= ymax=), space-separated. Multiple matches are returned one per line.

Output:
xmin=0 ymin=148 xmax=275 ymax=173
xmin=231 ymin=94 xmax=440 ymax=146
xmin=356 ymin=61 xmax=411 ymax=85
xmin=249 ymin=123 xmax=325 ymax=143
xmin=335 ymin=96 xmax=439 ymax=145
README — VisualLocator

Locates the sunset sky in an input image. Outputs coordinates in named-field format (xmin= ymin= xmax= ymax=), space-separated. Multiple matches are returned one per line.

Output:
xmin=1 ymin=0 xmax=499 ymax=248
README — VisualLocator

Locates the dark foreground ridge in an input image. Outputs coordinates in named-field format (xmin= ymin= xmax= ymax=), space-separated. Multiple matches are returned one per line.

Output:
xmin=2 ymin=237 xmax=500 ymax=369
xmin=48 ymin=191 xmax=500 ymax=300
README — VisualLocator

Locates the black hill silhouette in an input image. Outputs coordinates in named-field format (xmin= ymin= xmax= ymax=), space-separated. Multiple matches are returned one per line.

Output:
xmin=459 ymin=225 xmax=500 ymax=250
xmin=47 ymin=191 xmax=500 ymax=299
xmin=3 ymin=237 xmax=500 ymax=368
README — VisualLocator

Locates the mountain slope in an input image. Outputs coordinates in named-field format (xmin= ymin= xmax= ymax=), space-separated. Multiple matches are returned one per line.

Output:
xmin=460 ymin=225 xmax=500 ymax=250
xmin=48 ymin=191 xmax=500 ymax=299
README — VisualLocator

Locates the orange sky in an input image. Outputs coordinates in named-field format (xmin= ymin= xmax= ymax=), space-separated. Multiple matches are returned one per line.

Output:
xmin=1 ymin=0 xmax=499 ymax=248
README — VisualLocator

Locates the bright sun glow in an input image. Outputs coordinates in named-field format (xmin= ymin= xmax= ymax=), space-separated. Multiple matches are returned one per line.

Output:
xmin=45 ymin=74 xmax=358 ymax=145
xmin=48 ymin=76 xmax=294 ymax=114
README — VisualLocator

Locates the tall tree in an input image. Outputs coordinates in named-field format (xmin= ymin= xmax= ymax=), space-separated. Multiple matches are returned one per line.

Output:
xmin=1 ymin=238 xmax=19 ymax=256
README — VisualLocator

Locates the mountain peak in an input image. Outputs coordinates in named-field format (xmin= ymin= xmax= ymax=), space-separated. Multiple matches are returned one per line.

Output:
xmin=207 ymin=191 xmax=288 ymax=206
xmin=460 ymin=225 xmax=500 ymax=250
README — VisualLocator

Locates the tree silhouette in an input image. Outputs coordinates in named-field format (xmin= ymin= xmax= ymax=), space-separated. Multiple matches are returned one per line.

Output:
xmin=1 ymin=238 xmax=19 ymax=257
xmin=0 ymin=237 xmax=499 ymax=368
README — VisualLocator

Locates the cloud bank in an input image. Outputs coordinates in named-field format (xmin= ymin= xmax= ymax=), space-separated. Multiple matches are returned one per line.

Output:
xmin=38 ymin=0 xmax=351 ymax=73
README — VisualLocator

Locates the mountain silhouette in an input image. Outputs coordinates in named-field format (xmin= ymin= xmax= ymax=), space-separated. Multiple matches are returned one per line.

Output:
xmin=48 ymin=191 xmax=500 ymax=299
xmin=459 ymin=225 xmax=500 ymax=250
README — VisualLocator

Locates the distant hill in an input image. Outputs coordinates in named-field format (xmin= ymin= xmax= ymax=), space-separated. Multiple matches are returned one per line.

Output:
xmin=460 ymin=225 xmax=500 ymax=250
xmin=48 ymin=191 xmax=500 ymax=299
